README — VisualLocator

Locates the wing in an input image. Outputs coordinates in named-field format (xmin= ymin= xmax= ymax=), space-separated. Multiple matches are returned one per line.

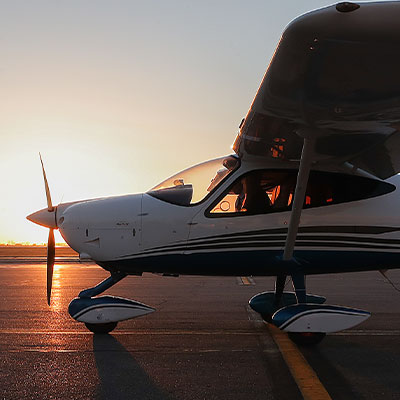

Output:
xmin=233 ymin=2 xmax=400 ymax=179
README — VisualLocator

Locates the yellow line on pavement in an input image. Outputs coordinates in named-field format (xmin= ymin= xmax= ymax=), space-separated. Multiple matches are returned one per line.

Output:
xmin=268 ymin=325 xmax=332 ymax=400
xmin=241 ymin=276 xmax=251 ymax=285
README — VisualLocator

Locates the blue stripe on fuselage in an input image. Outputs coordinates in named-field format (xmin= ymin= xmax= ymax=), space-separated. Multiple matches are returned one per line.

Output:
xmin=98 ymin=249 xmax=400 ymax=276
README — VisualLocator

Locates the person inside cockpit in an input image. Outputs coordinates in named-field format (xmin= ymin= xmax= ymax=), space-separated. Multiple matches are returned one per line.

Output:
xmin=235 ymin=173 xmax=271 ymax=214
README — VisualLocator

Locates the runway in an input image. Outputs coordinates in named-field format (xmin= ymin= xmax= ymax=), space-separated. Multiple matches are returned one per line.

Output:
xmin=0 ymin=263 xmax=399 ymax=399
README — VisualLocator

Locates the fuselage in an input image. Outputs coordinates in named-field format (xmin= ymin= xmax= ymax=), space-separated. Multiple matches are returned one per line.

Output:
xmin=49 ymin=155 xmax=400 ymax=277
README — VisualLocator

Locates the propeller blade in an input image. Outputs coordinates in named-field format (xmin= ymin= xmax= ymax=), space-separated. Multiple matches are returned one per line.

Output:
xmin=39 ymin=153 xmax=54 ymax=212
xmin=47 ymin=228 xmax=56 ymax=305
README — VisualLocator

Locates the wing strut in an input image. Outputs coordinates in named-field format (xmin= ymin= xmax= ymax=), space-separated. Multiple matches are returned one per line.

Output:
xmin=283 ymin=137 xmax=315 ymax=261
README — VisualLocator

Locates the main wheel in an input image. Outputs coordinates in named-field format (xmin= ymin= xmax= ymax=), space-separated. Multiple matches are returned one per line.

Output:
xmin=288 ymin=332 xmax=326 ymax=346
xmin=261 ymin=313 xmax=272 ymax=323
xmin=85 ymin=321 xmax=118 ymax=334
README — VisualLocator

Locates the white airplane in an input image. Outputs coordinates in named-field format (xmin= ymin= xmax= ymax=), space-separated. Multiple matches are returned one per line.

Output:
xmin=27 ymin=1 xmax=400 ymax=345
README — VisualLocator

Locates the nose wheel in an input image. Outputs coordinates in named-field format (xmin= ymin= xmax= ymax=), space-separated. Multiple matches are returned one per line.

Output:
xmin=84 ymin=321 xmax=118 ymax=334
xmin=69 ymin=272 xmax=156 ymax=334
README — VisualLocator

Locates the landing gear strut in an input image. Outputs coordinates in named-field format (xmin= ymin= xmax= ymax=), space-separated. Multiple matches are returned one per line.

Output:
xmin=78 ymin=271 xmax=126 ymax=298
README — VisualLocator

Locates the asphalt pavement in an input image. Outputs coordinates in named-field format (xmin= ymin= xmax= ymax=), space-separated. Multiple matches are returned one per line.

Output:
xmin=0 ymin=263 xmax=399 ymax=399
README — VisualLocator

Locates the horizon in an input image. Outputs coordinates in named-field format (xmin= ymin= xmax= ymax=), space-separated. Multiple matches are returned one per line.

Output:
xmin=0 ymin=242 xmax=69 ymax=246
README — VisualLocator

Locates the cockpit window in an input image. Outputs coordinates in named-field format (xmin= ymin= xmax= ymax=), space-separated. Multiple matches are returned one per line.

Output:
xmin=208 ymin=169 xmax=395 ymax=216
xmin=147 ymin=155 xmax=240 ymax=206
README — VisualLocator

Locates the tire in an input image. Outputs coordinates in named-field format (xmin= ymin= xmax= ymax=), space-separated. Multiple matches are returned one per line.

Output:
xmin=85 ymin=321 xmax=118 ymax=334
xmin=261 ymin=313 xmax=272 ymax=323
xmin=288 ymin=332 xmax=326 ymax=346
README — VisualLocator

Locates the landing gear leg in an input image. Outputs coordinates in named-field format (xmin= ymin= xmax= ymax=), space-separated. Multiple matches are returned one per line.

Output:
xmin=274 ymin=274 xmax=286 ymax=307
xmin=259 ymin=274 xmax=286 ymax=322
xmin=291 ymin=272 xmax=306 ymax=304
xmin=255 ymin=274 xmax=287 ymax=322
xmin=79 ymin=271 xmax=126 ymax=298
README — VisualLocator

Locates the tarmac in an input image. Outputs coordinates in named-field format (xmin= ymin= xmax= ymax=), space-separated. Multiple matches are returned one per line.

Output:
xmin=0 ymin=262 xmax=399 ymax=399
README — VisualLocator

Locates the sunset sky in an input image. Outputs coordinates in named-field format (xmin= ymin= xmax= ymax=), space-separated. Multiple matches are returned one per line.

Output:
xmin=0 ymin=1 xmax=383 ymax=244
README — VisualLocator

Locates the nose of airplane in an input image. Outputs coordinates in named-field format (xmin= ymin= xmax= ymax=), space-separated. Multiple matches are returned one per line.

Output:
xmin=26 ymin=207 xmax=57 ymax=229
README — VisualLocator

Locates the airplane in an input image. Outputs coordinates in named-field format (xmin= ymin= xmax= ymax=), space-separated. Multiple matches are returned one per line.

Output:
xmin=27 ymin=1 xmax=400 ymax=345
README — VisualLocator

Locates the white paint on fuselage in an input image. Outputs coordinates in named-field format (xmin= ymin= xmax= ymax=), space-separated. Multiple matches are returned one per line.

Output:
xmin=59 ymin=194 xmax=142 ymax=260
xmin=56 ymin=158 xmax=400 ymax=263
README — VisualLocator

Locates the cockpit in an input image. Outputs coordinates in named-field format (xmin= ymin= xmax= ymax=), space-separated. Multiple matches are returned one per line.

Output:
xmin=147 ymin=154 xmax=396 ymax=212
xmin=147 ymin=155 xmax=240 ymax=206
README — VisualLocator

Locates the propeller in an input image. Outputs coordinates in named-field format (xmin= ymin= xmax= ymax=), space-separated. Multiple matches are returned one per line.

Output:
xmin=40 ymin=153 xmax=54 ymax=212
xmin=39 ymin=153 xmax=56 ymax=305
xmin=47 ymin=228 xmax=55 ymax=305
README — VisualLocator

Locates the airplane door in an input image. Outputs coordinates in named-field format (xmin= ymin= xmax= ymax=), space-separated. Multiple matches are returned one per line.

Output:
xmin=186 ymin=169 xmax=294 ymax=274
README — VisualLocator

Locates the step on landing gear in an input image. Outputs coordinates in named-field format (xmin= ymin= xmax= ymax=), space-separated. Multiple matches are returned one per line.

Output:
xmin=68 ymin=271 xmax=155 ymax=334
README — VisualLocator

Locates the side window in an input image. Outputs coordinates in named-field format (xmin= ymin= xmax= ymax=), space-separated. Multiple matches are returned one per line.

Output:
xmin=209 ymin=170 xmax=295 ymax=215
xmin=208 ymin=169 xmax=395 ymax=217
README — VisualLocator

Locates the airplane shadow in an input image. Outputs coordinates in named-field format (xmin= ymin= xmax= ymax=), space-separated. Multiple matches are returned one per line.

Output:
xmin=93 ymin=334 xmax=173 ymax=400
xmin=301 ymin=335 xmax=400 ymax=400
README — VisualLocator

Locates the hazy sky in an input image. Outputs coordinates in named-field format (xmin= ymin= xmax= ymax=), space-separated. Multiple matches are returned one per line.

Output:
xmin=0 ymin=1 xmax=383 ymax=243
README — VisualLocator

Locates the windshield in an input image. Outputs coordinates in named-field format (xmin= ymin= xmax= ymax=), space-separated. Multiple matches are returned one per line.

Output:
xmin=147 ymin=155 xmax=240 ymax=206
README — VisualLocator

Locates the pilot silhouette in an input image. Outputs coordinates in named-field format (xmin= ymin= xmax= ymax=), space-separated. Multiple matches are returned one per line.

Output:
xmin=236 ymin=173 xmax=271 ymax=214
